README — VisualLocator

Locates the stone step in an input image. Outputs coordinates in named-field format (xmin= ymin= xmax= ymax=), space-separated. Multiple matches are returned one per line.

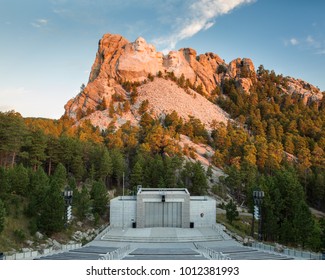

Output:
xmin=100 ymin=235 xmax=225 ymax=243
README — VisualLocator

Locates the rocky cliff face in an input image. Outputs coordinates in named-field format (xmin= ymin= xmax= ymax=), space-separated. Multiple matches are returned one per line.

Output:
xmin=64 ymin=33 xmax=254 ymax=124
xmin=64 ymin=33 xmax=323 ymax=128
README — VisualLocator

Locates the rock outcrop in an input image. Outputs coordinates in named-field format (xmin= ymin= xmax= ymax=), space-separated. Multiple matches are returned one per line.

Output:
xmin=284 ymin=77 xmax=323 ymax=105
xmin=64 ymin=32 xmax=323 ymax=129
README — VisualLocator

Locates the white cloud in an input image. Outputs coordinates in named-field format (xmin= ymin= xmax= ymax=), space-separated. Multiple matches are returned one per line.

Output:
xmin=31 ymin=18 xmax=48 ymax=28
xmin=305 ymin=35 xmax=325 ymax=55
xmin=153 ymin=0 xmax=255 ymax=51
xmin=305 ymin=35 xmax=322 ymax=49
xmin=204 ymin=21 xmax=215 ymax=30
xmin=290 ymin=38 xmax=299 ymax=46
xmin=285 ymin=35 xmax=325 ymax=55
xmin=284 ymin=37 xmax=299 ymax=47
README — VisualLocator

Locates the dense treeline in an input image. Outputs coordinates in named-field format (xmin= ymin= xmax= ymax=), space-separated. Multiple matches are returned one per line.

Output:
xmin=213 ymin=66 xmax=325 ymax=250
xmin=0 ymin=111 xmax=208 ymax=238
xmin=215 ymin=67 xmax=325 ymax=211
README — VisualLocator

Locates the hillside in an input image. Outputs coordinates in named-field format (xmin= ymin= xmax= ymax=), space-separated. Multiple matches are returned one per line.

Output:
xmin=136 ymin=78 xmax=229 ymax=128
xmin=0 ymin=33 xmax=324 ymax=253
xmin=79 ymin=77 xmax=229 ymax=130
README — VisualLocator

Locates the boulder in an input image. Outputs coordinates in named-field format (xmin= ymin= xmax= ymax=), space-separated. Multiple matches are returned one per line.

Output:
xmin=35 ymin=231 xmax=44 ymax=240
xmin=52 ymin=239 xmax=61 ymax=250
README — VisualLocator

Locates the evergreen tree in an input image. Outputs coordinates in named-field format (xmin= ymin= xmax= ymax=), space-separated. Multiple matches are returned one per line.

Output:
xmin=0 ymin=167 xmax=10 ymax=197
xmin=181 ymin=161 xmax=208 ymax=195
xmin=222 ymin=166 xmax=242 ymax=201
xmin=130 ymin=161 xmax=143 ymax=188
xmin=138 ymin=99 xmax=149 ymax=115
xmin=293 ymin=201 xmax=316 ymax=248
xmin=26 ymin=168 xmax=50 ymax=217
xmin=45 ymin=135 xmax=60 ymax=176
xmin=225 ymin=199 xmax=239 ymax=224
xmin=123 ymin=100 xmax=130 ymax=113
xmin=75 ymin=187 xmax=91 ymax=220
xmin=98 ymin=148 xmax=113 ymax=185
xmin=243 ymin=143 xmax=257 ymax=166
xmin=164 ymin=111 xmax=183 ymax=132
xmin=9 ymin=163 xmax=29 ymax=196
xmin=91 ymin=180 xmax=108 ymax=217
xmin=266 ymin=168 xmax=313 ymax=247
xmin=108 ymin=102 xmax=115 ymax=118
xmin=58 ymin=136 xmax=74 ymax=173
xmin=164 ymin=156 xmax=183 ymax=188
xmin=71 ymin=154 xmax=84 ymax=182
xmin=319 ymin=218 xmax=325 ymax=251
xmin=144 ymin=125 xmax=171 ymax=156
xmin=29 ymin=167 xmax=49 ymax=196
xmin=110 ymin=149 xmax=125 ymax=187
xmin=192 ymin=161 xmax=208 ymax=195
xmin=255 ymin=136 xmax=268 ymax=171
xmin=21 ymin=129 xmax=47 ymax=171
xmin=34 ymin=163 xmax=67 ymax=234
xmin=262 ymin=177 xmax=282 ymax=241
xmin=51 ymin=163 xmax=67 ymax=190
xmin=206 ymin=165 xmax=213 ymax=180
xmin=0 ymin=111 xmax=26 ymax=168
xmin=37 ymin=183 xmax=65 ymax=234
xmin=0 ymin=198 xmax=5 ymax=234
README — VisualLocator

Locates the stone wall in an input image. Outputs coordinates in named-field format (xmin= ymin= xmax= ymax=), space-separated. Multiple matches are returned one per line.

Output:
xmin=110 ymin=196 xmax=137 ymax=228
xmin=190 ymin=197 xmax=216 ymax=227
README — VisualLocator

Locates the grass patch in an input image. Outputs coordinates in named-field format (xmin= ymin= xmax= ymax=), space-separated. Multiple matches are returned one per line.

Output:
xmin=0 ymin=196 xmax=32 ymax=252
xmin=217 ymin=213 xmax=253 ymax=239
xmin=0 ymin=194 xmax=108 ymax=253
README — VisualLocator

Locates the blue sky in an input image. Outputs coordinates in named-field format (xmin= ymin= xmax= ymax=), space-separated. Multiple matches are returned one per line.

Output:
xmin=1 ymin=0 xmax=324 ymax=119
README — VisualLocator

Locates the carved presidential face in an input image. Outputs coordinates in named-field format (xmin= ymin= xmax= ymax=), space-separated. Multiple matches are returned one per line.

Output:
xmin=156 ymin=52 xmax=163 ymax=64
xmin=148 ymin=44 xmax=156 ymax=53
xmin=134 ymin=37 xmax=147 ymax=52
xmin=167 ymin=51 xmax=179 ymax=67
xmin=147 ymin=44 xmax=157 ymax=58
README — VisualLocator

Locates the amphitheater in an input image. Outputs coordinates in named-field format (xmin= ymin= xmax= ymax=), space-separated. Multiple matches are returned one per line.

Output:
xmin=37 ymin=188 xmax=318 ymax=260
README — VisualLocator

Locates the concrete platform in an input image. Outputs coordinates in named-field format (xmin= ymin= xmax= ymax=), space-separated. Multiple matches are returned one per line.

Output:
xmin=99 ymin=227 xmax=225 ymax=242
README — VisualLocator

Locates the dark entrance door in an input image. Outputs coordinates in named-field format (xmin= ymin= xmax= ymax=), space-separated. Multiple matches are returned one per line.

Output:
xmin=144 ymin=202 xmax=182 ymax=227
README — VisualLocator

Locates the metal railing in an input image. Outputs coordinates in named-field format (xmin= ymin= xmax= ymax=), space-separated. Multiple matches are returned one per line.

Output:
xmin=194 ymin=243 xmax=231 ymax=260
xmin=97 ymin=224 xmax=111 ymax=240
xmin=98 ymin=244 xmax=131 ymax=260
xmin=252 ymin=242 xmax=322 ymax=260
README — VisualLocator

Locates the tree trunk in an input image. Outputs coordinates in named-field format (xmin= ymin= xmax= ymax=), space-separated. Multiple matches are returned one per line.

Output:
xmin=48 ymin=158 xmax=52 ymax=176
xmin=11 ymin=151 xmax=16 ymax=168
